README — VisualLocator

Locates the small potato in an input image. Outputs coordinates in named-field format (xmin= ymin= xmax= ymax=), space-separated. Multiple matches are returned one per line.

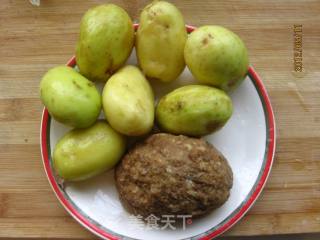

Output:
xmin=184 ymin=25 xmax=249 ymax=91
xmin=136 ymin=1 xmax=187 ymax=82
xmin=156 ymin=85 xmax=233 ymax=136
xmin=53 ymin=121 xmax=126 ymax=181
xmin=40 ymin=66 xmax=101 ymax=128
xmin=102 ymin=65 xmax=154 ymax=136
xmin=76 ymin=4 xmax=134 ymax=82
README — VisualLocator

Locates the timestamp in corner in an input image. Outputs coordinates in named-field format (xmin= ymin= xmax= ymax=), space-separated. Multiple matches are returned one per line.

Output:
xmin=292 ymin=24 xmax=305 ymax=77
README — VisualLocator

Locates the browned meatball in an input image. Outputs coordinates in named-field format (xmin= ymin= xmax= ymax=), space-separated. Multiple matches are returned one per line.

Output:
xmin=115 ymin=133 xmax=233 ymax=218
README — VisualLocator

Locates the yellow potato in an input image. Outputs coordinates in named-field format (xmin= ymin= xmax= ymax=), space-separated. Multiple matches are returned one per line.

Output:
xmin=53 ymin=121 xmax=126 ymax=181
xmin=184 ymin=26 xmax=249 ymax=91
xmin=136 ymin=1 xmax=187 ymax=82
xmin=102 ymin=65 xmax=155 ymax=136
xmin=76 ymin=4 xmax=134 ymax=82
xmin=40 ymin=66 xmax=101 ymax=128
xmin=156 ymin=85 xmax=233 ymax=136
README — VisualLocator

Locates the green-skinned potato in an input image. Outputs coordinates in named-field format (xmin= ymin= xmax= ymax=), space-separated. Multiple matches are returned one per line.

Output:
xmin=53 ymin=121 xmax=126 ymax=181
xmin=185 ymin=26 xmax=249 ymax=91
xmin=40 ymin=66 xmax=101 ymax=128
xmin=156 ymin=85 xmax=233 ymax=136
xmin=136 ymin=1 xmax=187 ymax=82
xmin=102 ymin=65 xmax=154 ymax=136
xmin=76 ymin=4 xmax=134 ymax=82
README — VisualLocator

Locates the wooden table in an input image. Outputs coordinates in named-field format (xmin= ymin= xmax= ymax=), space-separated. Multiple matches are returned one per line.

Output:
xmin=0 ymin=0 xmax=319 ymax=239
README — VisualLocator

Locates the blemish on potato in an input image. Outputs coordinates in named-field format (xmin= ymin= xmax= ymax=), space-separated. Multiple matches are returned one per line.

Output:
xmin=148 ymin=10 xmax=157 ymax=20
xmin=202 ymin=38 xmax=209 ymax=45
xmin=206 ymin=121 xmax=220 ymax=132
xmin=105 ymin=68 xmax=114 ymax=75
xmin=122 ymin=83 xmax=130 ymax=90
xmin=72 ymin=80 xmax=82 ymax=90
xmin=227 ymin=77 xmax=238 ymax=88
xmin=176 ymin=101 xmax=184 ymax=110
xmin=87 ymin=81 xmax=94 ymax=87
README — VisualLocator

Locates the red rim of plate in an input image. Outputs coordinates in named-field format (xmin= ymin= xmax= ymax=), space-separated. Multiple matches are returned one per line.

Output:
xmin=40 ymin=24 xmax=276 ymax=240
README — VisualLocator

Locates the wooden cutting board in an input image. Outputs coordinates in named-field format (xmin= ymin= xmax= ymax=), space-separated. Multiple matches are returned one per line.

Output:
xmin=0 ymin=0 xmax=319 ymax=239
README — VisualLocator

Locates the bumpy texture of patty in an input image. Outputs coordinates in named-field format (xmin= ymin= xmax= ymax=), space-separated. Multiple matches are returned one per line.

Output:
xmin=115 ymin=133 xmax=233 ymax=218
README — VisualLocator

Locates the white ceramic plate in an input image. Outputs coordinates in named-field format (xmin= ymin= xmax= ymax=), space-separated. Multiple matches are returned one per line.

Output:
xmin=40 ymin=25 xmax=276 ymax=240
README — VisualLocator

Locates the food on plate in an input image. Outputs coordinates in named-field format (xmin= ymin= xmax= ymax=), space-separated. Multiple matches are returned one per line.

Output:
xmin=102 ymin=65 xmax=155 ymax=136
xmin=115 ymin=133 xmax=233 ymax=218
xmin=40 ymin=66 xmax=101 ymax=128
xmin=53 ymin=121 xmax=126 ymax=181
xmin=156 ymin=85 xmax=233 ymax=136
xmin=136 ymin=0 xmax=187 ymax=82
xmin=184 ymin=25 xmax=249 ymax=91
xmin=76 ymin=4 xmax=134 ymax=82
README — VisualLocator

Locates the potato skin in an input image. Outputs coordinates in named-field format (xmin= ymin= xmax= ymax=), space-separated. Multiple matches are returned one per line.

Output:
xmin=156 ymin=85 xmax=233 ymax=136
xmin=136 ymin=1 xmax=187 ymax=82
xmin=184 ymin=25 xmax=249 ymax=91
xmin=76 ymin=4 xmax=134 ymax=82
xmin=40 ymin=66 xmax=101 ymax=128
xmin=53 ymin=121 xmax=126 ymax=181
xmin=102 ymin=65 xmax=155 ymax=136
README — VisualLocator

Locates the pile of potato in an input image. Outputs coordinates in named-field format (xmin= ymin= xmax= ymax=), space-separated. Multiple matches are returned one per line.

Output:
xmin=40 ymin=1 xmax=248 ymax=181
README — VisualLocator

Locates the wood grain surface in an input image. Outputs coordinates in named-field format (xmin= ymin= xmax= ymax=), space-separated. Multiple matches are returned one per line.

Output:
xmin=0 ymin=0 xmax=320 ymax=239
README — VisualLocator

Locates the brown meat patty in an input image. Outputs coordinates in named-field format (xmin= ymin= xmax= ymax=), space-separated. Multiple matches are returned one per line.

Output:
xmin=115 ymin=133 xmax=233 ymax=218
